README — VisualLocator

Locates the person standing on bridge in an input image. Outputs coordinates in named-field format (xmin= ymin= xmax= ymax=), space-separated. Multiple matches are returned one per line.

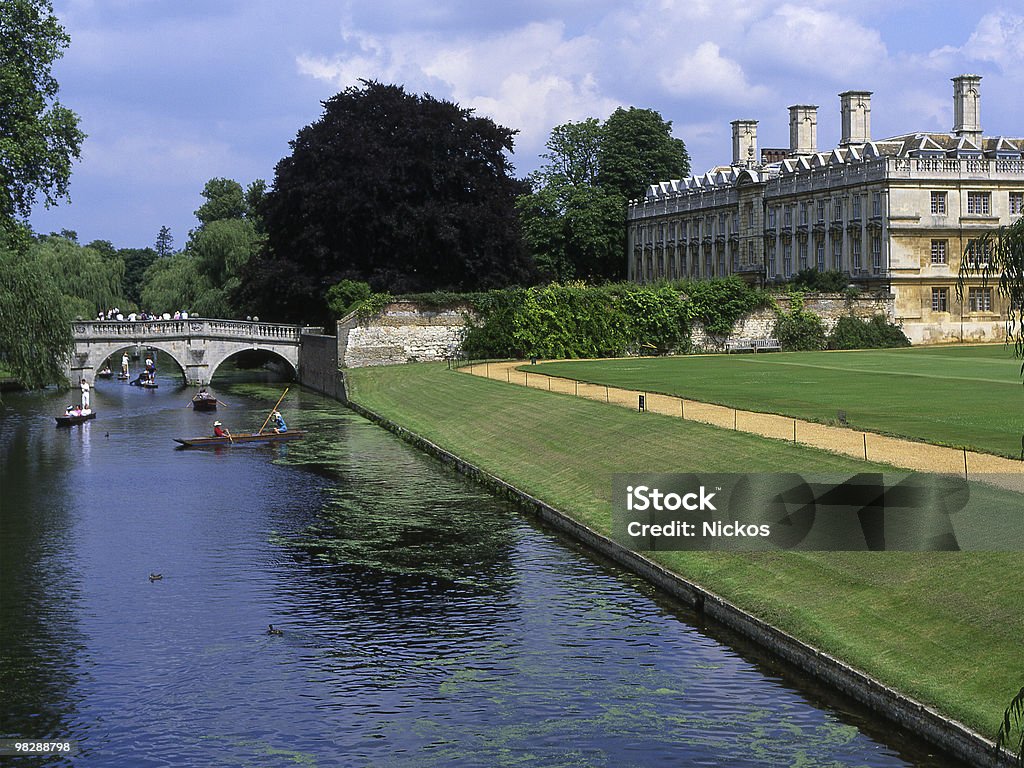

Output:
xmin=80 ymin=377 xmax=91 ymax=410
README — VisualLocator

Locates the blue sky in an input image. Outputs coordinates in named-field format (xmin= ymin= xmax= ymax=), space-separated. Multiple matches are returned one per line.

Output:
xmin=30 ymin=0 xmax=1024 ymax=250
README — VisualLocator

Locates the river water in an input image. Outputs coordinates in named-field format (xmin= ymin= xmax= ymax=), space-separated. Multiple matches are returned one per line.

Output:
xmin=0 ymin=370 xmax=965 ymax=767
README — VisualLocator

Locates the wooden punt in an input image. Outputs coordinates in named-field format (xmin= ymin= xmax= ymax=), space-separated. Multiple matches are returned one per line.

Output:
xmin=56 ymin=410 xmax=97 ymax=426
xmin=174 ymin=430 xmax=305 ymax=447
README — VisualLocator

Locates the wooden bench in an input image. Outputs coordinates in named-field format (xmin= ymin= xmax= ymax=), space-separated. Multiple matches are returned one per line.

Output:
xmin=725 ymin=338 xmax=755 ymax=353
xmin=725 ymin=338 xmax=781 ymax=353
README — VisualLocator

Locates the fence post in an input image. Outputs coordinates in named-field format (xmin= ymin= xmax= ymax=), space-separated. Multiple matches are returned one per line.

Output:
xmin=863 ymin=433 xmax=868 ymax=461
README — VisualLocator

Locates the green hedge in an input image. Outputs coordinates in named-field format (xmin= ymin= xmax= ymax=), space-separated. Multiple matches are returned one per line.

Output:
xmin=828 ymin=315 xmax=911 ymax=350
xmin=460 ymin=278 xmax=771 ymax=359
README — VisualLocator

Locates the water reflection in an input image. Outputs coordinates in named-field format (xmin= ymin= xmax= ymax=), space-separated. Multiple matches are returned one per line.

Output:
xmin=0 ymin=380 xmax=965 ymax=767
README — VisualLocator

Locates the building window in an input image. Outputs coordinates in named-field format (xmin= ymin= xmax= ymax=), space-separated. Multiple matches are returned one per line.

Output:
xmin=932 ymin=287 xmax=948 ymax=312
xmin=783 ymin=244 xmax=793 ymax=278
xmin=930 ymin=191 xmax=947 ymax=215
xmin=965 ymin=239 xmax=992 ymax=268
xmin=930 ymin=240 xmax=947 ymax=265
xmin=1010 ymin=192 xmax=1024 ymax=216
xmin=816 ymin=200 xmax=825 ymax=223
xmin=798 ymin=241 xmax=808 ymax=270
xmin=969 ymin=287 xmax=993 ymax=312
xmin=799 ymin=203 xmax=808 ymax=226
xmin=832 ymin=196 xmax=843 ymax=222
xmin=967 ymin=191 xmax=991 ymax=215
xmin=732 ymin=213 xmax=739 ymax=233
xmin=852 ymin=237 xmax=862 ymax=270
xmin=832 ymin=239 xmax=842 ymax=271
xmin=746 ymin=203 xmax=755 ymax=228
xmin=872 ymin=192 xmax=881 ymax=217
xmin=816 ymin=241 xmax=825 ymax=272
xmin=871 ymin=235 xmax=882 ymax=274
xmin=767 ymin=207 xmax=776 ymax=228
xmin=768 ymin=243 xmax=776 ymax=277
xmin=852 ymin=195 xmax=862 ymax=219
xmin=784 ymin=205 xmax=792 ymax=227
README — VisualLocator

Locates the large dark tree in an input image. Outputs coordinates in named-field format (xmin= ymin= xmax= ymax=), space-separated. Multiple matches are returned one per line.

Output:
xmin=237 ymin=81 xmax=533 ymax=322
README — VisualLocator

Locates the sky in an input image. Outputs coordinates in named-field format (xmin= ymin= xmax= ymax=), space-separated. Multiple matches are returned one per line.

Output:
xmin=29 ymin=0 xmax=1024 ymax=250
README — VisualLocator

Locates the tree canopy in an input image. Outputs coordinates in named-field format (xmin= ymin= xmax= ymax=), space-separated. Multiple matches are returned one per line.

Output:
xmin=599 ymin=107 xmax=690 ymax=202
xmin=0 ymin=0 xmax=85 ymax=236
xmin=237 ymin=80 xmax=534 ymax=322
xmin=137 ymin=176 xmax=264 ymax=317
xmin=517 ymin=109 xmax=690 ymax=282
xmin=0 ymin=0 xmax=83 ymax=385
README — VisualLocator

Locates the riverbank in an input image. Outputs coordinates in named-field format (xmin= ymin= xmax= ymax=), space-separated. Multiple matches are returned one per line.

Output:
xmin=345 ymin=362 xmax=1023 ymax=757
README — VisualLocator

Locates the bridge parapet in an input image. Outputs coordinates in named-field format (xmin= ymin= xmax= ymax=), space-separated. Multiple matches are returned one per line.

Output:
xmin=73 ymin=318 xmax=319 ymax=343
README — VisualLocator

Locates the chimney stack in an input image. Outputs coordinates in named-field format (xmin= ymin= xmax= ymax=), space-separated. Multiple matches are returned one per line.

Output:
xmin=731 ymin=120 xmax=758 ymax=167
xmin=952 ymin=74 xmax=982 ymax=146
xmin=788 ymin=105 xmax=818 ymax=156
xmin=839 ymin=91 xmax=872 ymax=146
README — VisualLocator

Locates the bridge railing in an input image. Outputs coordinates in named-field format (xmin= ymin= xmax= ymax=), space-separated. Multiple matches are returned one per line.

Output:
xmin=73 ymin=319 xmax=319 ymax=342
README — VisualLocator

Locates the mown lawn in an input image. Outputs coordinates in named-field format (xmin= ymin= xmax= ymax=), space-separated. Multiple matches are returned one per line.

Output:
xmin=531 ymin=344 xmax=1024 ymax=458
xmin=347 ymin=362 xmax=1024 ymax=740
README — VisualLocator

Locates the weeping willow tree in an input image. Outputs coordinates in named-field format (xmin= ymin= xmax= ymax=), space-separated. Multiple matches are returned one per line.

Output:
xmin=957 ymin=216 xmax=1024 ymax=363
xmin=958 ymin=216 xmax=1024 ymax=764
xmin=0 ymin=242 xmax=73 ymax=387
xmin=29 ymin=235 xmax=124 ymax=318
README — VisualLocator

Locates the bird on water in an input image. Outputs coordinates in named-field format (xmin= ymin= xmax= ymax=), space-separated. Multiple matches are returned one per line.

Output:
xmin=267 ymin=624 xmax=284 ymax=636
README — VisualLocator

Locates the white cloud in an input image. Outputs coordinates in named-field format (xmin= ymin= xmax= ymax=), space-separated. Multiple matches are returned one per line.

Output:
xmin=962 ymin=11 xmax=1024 ymax=67
xmin=658 ymin=42 xmax=770 ymax=103
xmin=295 ymin=21 xmax=618 ymax=161
xmin=746 ymin=3 xmax=887 ymax=80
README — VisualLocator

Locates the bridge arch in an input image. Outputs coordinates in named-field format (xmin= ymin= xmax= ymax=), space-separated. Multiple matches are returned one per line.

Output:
xmin=204 ymin=347 xmax=298 ymax=383
xmin=69 ymin=319 xmax=315 ymax=386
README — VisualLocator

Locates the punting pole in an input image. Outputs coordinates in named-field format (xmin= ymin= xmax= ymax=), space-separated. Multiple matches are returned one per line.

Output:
xmin=258 ymin=387 xmax=290 ymax=434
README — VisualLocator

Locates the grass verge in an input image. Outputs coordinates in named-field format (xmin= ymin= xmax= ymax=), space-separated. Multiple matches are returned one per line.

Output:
xmin=531 ymin=345 xmax=1024 ymax=458
xmin=347 ymin=362 xmax=1024 ymax=740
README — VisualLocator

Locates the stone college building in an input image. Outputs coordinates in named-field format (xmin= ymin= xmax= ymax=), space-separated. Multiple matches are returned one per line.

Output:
xmin=626 ymin=75 xmax=1024 ymax=344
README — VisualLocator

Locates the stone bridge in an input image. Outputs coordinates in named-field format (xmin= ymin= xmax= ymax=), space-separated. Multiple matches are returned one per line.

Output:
xmin=69 ymin=319 xmax=321 ymax=385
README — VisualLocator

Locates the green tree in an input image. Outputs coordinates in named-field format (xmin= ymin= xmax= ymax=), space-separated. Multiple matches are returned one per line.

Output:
xmin=117 ymin=246 xmax=157 ymax=305
xmin=139 ymin=252 xmax=209 ymax=314
xmin=598 ymin=107 xmax=690 ymax=202
xmin=238 ymin=80 xmax=534 ymax=322
xmin=195 ymin=177 xmax=246 ymax=226
xmin=155 ymin=225 xmax=174 ymax=257
xmin=0 ymin=0 xmax=85 ymax=236
xmin=0 ymin=241 xmax=72 ymax=386
xmin=30 ymin=233 xmax=124 ymax=318
xmin=518 ymin=112 xmax=688 ymax=282
xmin=0 ymin=0 xmax=84 ymax=386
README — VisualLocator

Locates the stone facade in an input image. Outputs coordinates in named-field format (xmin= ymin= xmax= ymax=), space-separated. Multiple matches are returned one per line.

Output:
xmin=628 ymin=74 xmax=1023 ymax=345
xmin=338 ymin=301 xmax=471 ymax=368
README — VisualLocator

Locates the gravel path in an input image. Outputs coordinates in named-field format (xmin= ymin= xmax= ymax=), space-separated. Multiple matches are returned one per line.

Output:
xmin=462 ymin=360 xmax=1024 ymax=492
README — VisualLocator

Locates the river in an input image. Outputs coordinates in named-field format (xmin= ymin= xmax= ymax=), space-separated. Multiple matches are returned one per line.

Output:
xmin=0 ymin=369 xmax=965 ymax=767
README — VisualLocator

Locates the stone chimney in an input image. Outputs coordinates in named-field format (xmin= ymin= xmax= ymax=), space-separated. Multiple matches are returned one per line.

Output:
xmin=788 ymin=105 xmax=818 ymax=156
xmin=731 ymin=120 xmax=758 ymax=167
xmin=839 ymin=90 xmax=872 ymax=146
xmin=952 ymin=74 xmax=982 ymax=146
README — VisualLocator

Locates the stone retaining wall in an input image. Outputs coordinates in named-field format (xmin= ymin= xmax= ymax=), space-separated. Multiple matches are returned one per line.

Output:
xmin=338 ymin=301 xmax=471 ymax=368
xmin=691 ymin=293 xmax=894 ymax=352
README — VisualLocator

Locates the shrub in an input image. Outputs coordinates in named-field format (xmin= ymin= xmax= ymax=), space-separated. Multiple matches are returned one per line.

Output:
xmin=790 ymin=269 xmax=851 ymax=293
xmin=774 ymin=293 xmax=826 ymax=351
xmin=326 ymin=280 xmax=372 ymax=318
xmin=828 ymin=315 xmax=911 ymax=350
